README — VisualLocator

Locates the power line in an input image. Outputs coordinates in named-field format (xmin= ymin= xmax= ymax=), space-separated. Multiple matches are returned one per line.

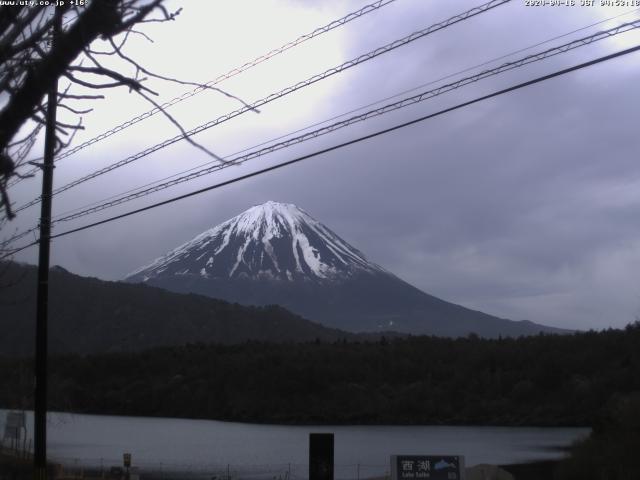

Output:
xmin=9 ymin=0 xmax=512 ymax=214
xmin=11 ymin=6 xmax=640 ymax=200
xmin=4 ymin=17 xmax=639 ymax=250
xmin=7 ymin=0 xmax=399 ymax=187
xmin=4 ymin=43 xmax=638 ymax=260
xmin=0 ymin=225 xmax=39 ymax=248
xmin=44 ymin=19 xmax=640 ymax=224
xmin=49 ymin=8 xmax=640 ymax=222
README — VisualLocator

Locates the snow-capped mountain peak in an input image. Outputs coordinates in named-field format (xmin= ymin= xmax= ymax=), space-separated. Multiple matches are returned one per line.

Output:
xmin=126 ymin=201 xmax=385 ymax=283
xmin=125 ymin=201 xmax=565 ymax=338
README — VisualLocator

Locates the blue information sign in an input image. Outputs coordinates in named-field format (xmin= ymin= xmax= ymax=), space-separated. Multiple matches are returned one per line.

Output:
xmin=391 ymin=455 xmax=465 ymax=480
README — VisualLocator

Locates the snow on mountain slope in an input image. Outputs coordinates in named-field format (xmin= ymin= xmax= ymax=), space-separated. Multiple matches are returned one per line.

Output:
xmin=126 ymin=201 xmax=568 ymax=337
xmin=127 ymin=201 xmax=386 ymax=284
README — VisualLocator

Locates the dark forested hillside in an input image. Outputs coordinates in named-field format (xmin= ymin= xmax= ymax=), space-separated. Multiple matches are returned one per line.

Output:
xmin=0 ymin=262 xmax=355 ymax=355
xmin=1 ymin=324 xmax=638 ymax=426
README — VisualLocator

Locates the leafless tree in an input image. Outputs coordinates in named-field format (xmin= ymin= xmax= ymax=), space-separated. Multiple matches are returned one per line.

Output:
xmin=0 ymin=0 xmax=231 ymax=225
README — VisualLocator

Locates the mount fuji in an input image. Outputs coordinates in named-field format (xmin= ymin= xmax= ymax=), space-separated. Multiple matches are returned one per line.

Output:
xmin=126 ymin=201 xmax=565 ymax=337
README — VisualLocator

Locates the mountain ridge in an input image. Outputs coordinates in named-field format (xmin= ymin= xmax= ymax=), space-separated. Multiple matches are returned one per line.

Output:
xmin=0 ymin=261 xmax=360 ymax=356
xmin=126 ymin=201 xmax=568 ymax=338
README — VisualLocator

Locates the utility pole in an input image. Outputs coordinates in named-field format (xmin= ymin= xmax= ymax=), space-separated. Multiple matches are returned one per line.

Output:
xmin=34 ymin=7 xmax=62 ymax=480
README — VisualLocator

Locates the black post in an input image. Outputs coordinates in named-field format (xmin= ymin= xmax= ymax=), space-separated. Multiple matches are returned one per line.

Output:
xmin=34 ymin=8 xmax=62 ymax=480
xmin=309 ymin=433 xmax=334 ymax=480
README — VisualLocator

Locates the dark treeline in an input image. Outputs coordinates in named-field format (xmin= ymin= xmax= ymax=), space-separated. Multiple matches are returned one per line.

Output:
xmin=1 ymin=324 xmax=639 ymax=426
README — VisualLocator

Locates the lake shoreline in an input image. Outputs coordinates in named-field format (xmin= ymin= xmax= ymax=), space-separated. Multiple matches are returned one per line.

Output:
xmin=2 ymin=441 xmax=568 ymax=480
xmin=2 ymin=409 xmax=586 ymax=477
xmin=0 ymin=458 xmax=564 ymax=480
xmin=0 ymin=405 xmax=592 ymax=429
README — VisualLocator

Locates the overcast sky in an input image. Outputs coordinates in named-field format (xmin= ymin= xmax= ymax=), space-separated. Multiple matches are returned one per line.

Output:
xmin=5 ymin=0 xmax=640 ymax=331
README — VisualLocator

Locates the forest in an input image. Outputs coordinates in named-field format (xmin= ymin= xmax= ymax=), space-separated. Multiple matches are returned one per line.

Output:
xmin=2 ymin=324 xmax=640 ymax=479
xmin=1 ymin=323 xmax=639 ymax=426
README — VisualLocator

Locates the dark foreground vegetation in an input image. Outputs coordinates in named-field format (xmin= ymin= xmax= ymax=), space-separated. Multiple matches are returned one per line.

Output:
xmin=554 ymin=392 xmax=640 ymax=479
xmin=0 ymin=453 xmax=32 ymax=480
xmin=1 ymin=323 xmax=639 ymax=426
xmin=500 ymin=392 xmax=640 ymax=480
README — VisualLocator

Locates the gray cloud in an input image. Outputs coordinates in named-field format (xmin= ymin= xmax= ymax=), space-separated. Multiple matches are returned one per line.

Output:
xmin=6 ymin=0 xmax=640 ymax=330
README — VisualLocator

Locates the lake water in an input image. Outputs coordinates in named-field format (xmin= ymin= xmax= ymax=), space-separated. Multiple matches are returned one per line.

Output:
xmin=1 ymin=410 xmax=588 ymax=478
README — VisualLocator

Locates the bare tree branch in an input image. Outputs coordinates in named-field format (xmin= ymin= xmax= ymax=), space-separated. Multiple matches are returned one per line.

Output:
xmin=0 ymin=0 xmax=252 ymax=225
xmin=137 ymin=90 xmax=225 ymax=163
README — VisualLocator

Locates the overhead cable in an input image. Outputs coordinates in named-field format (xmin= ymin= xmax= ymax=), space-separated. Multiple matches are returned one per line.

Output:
xmin=4 ymin=43 xmax=639 ymax=259
xmin=4 ymin=16 xmax=638 ymax=247
xmin=46 ymin=19 xmax=640 ymax=224
xmin=50 ymin=8 xmax=640 ymax=221
xmin=7 ymin=0 xmax=399 ymax=186
xmin=10 ymin=0 xmax=512 ymax=214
